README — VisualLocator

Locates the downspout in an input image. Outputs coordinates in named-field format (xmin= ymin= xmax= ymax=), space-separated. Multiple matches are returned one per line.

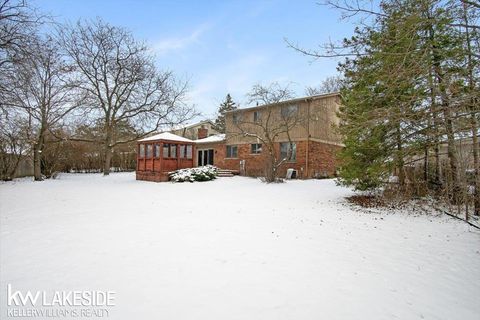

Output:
xmin=305 ymin=99 xmax=310 ymax=179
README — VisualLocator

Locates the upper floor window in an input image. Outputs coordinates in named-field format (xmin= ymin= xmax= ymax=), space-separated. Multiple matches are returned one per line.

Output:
xmin=253 ymin=111 xmax=261 ymax=123
xmin=251 ymin=143 xmax=262 ymax=154
xmin=281 ymin=104 xmax=298 ymax=118
xmin=280 ymin=142 xmax=297 ymax=161
xmin=226 ymin=145 xmax=238 ymax=158
xmin=232 ymin=113 xmax=241 ymax=124
xmin=138 ymin=144 xmax=145 ymax=158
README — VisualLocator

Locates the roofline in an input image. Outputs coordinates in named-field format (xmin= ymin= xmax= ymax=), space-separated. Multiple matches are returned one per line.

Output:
xmin=195 ymin=139 xmax=226 ymax=144
xmin=137 ymin=131 xmax=195 ymax=143
xmin=226 ymin=92 xmax=340 ymax=114
xmin=137 ymin=138 xmax=196 ymax=144
xmin=171 ymin=119 xmax=214 ymax=130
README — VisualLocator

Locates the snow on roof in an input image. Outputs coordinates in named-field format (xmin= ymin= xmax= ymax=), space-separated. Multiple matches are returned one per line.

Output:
xmin=138 ymin=132 xmax=194 ymax=143
xmin=169 ymin=120 xmax=214 ymax=131
xmin=195 ymin=134 xmax=226 ymax=144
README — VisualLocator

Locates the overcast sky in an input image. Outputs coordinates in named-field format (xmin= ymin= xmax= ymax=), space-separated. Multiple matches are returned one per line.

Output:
xmin=34 ymin=0 xmax=354 ymax=121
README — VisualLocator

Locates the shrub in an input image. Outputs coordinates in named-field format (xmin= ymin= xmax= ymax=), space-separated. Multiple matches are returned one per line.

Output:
xmin=169 ymin=165 xmax=218 ymax=182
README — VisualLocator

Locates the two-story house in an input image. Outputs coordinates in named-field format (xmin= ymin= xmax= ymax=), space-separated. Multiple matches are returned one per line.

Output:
xmin=194 ymin=92 xmax=343 ymax=178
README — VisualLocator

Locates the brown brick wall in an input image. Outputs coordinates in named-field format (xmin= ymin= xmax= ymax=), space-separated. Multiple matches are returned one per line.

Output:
xmin=307 ymin=140 xmax=342 ymax=178
xmin=137 ymin=139 xmax=342 ymax=181
xmin=210 ymin=140 xmax=341 ymax=179
xmin=195 ymin=142 xmax=227 ymax=168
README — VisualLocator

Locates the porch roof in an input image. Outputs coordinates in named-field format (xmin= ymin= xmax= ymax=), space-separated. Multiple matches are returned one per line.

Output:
xmin=138 ymin=132 xmax=194 ymax=143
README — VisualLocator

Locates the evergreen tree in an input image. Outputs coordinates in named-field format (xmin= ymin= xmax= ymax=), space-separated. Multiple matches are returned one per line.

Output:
xmin=213 ymin=94 xmax=237 ymax=133
xmin=319 ymin=0 xmax=478 ymax=214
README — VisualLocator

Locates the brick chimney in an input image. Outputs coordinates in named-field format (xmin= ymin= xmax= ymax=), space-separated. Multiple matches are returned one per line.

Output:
xmin=197 ymin=127 xmax=208 ymax=139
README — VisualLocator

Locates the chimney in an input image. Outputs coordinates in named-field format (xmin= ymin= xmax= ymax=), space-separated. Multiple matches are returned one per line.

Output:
xmin=197 ymin=127 xmax=208 ymax=139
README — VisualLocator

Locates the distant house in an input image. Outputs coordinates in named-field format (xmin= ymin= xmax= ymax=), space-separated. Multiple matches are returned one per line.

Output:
xmin=170 ymin=120 xmax=220 ymax=140
xmin=136 ymin=93 xmax=343 ymax=181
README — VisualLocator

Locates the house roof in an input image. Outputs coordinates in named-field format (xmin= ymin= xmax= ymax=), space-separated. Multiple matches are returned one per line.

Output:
xmin=226 ymin=92 xmax=340 ymax=114
xmin=195 ymin=134 xmax=226 ymax=144
xmin=138 ymin=132 xmax=194 ymax=143
xmin=170 ymin=120 xmax=214 ymax=131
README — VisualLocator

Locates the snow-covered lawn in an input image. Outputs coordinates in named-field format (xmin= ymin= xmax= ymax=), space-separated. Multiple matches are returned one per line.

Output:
xmin=1 ymin=173 xmax=479 ymax=320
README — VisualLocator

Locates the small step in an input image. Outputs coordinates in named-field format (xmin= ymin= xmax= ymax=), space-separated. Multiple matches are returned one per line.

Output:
xmin=217 ymin=169 xmax=239 ymax=175
xmin=217 ymin=173 xmax=234 ymax=177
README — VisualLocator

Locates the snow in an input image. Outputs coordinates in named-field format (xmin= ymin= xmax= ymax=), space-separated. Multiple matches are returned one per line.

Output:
xmin=138 ymin=132 xmax=194 ymax=143
xmin=1 ymin=173 xmax=479 ymax=320
xmin=195 ymin=134 xmax=226 ymax=144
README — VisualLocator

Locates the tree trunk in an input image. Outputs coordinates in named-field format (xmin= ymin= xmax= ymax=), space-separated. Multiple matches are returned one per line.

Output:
xmin=471 ymin=116 xmax=479 ymax=215
xmin=461 ymin=0 xmax=480 ymax=215
xmin=264 ymin=152 xmax=276 ymax=183
xmin=442 ymin=105 xmax=460 ymax=203
xmin=428 ymin=21 xmax=460 ymax=203
xmin=395 ymin=125 xmax=405 ymax=189
xmin=33 ymin=130 xmax=45 ymax=181
xmin=103 ymin=146 xmax=113 ymax=176
xmin=428 ymin=69 xmax=441 ymax=187
xmin=103 ymin=124 xmax=114 ymax=176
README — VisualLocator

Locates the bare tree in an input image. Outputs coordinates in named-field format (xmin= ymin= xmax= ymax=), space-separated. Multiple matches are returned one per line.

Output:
xmin=247 ymin=82 xmax=295 ymax=105
xmin=0 ymin=110 xmax=29 ymax=180
xmin=0 ymin=0 xmax=45 ymax=113
xmin=230 ymin=82 xmax=304 ymax=182
xmin=0 ymin=0 xmax=43 ymax=65
xmin=5 ymin=35 xmax=77 ymax=180
xmin=58 ymin=19 xmax=196 ymax=175
xmin=305 ymin=75 xmax=343 ymax=96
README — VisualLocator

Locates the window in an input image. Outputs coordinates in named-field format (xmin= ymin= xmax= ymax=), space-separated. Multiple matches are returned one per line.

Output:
xmin=170 ymin=144 xmax=177 ymax=158
xmin=280 ymin=142 xmax=296 ymax=161
xmin=179 ymin=145 xmax=186 ymax=158
xmin=139 ymin=144 xmax=145 ymax=158
xmin=281 ymin=104 xmax=298 ymax=118
xmin=146 ymin=144 xmax=153 ymax=158
xmin=154 ymin=144 xmax=160 ymax=158
xmin=251 ymin=143 xmax=262 ymax=154
xmin=179 ymin=144 xmax=192 ymax=159
xmin=163 ymin=143 xmax=178 ymax=158
xmin=226 ymin=145 xmax=238 ymax=158
xmin=232 ymin=113 xmax=241 ymax=124
xmin=163 ymin=144 xmax=170 ymax=158
xmin=253 ymin=111 xmax=261 ymax=123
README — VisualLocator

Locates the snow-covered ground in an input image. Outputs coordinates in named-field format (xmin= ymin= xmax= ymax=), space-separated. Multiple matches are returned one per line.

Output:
xmin=0 ymin=173 xmax=479 ymax=320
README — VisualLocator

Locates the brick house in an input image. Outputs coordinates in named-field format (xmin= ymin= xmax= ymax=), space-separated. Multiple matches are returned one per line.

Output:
xmin=206 ymin=92 xmax=343 ymax=178
xmin=136 ymin=92 xmax=343 ymax=181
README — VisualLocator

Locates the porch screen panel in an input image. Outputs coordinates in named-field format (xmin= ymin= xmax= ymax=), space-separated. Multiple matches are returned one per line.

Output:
xmin=163 ymin=144 xmax=169 ymax=158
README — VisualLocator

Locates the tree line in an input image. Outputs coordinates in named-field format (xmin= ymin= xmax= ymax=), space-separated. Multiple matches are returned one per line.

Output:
xmin=0 ymin=0 xmax=195 ymax=180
